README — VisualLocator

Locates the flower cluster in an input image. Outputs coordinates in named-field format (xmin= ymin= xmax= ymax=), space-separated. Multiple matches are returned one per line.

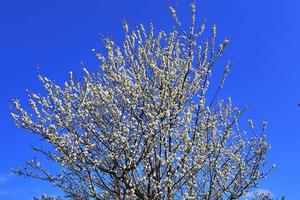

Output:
xmin=11 ymin=1 xmax=272 ymax=199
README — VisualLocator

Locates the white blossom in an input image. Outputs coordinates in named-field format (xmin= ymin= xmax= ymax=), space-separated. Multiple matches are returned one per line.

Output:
xmin=11 ymin=1 xmax=272 ymax=199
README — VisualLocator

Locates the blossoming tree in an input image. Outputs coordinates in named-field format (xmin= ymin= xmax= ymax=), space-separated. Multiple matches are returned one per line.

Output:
xmin=11 ymin=1 xmax=272 ymax=199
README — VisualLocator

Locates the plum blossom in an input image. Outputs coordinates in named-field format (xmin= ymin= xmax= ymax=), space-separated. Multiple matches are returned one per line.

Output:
xmin=11 ymin=1 xmax=272 ymax=199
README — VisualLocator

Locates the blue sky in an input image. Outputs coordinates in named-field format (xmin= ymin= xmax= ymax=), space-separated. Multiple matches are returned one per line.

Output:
xmin=0 ymin=0 xmax=299 ymax=199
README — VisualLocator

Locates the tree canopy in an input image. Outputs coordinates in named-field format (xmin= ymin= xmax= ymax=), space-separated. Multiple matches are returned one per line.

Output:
xmin=11 ymin=1 xmax=272 ymax=199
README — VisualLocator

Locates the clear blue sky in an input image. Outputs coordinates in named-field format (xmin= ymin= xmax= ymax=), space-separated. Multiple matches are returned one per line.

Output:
xmin=0 ymin=0 xmax=299 ymax=199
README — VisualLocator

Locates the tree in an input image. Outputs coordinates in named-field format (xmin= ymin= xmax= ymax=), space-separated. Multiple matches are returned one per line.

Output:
xmin=11 ymin=1 xmax=273 ymax=199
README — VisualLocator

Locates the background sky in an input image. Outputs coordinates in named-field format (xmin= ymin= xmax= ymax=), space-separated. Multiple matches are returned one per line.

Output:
xmin=0 ymin=0 xmax=299 ymax=199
